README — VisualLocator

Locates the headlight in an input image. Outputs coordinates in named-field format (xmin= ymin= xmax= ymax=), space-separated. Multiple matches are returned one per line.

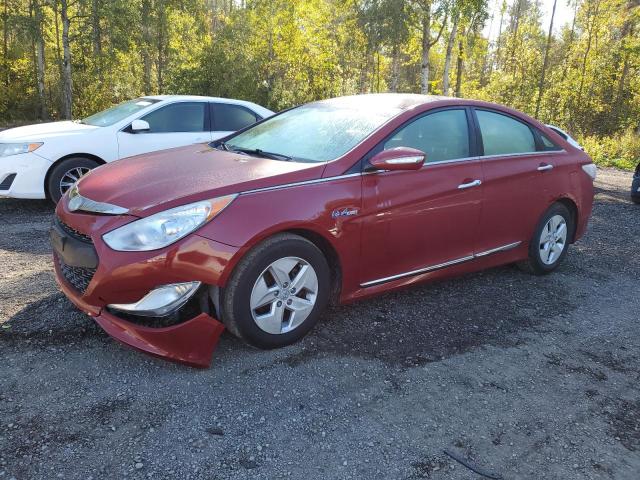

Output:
xmin=0 ymin=142 xmax=43 ymax=157
xmin=103 ymin=195 xmax=237 ymax=251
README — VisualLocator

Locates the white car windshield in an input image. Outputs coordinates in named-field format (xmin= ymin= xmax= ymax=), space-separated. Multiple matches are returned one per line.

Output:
xmin=225 ymin=102 xmax=401 ymax=162
xmin=82 ymin=98 xmax=161 ymax=127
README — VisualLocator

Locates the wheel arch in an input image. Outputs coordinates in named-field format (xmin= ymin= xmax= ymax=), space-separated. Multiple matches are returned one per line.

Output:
xmin=221 ymin=225 xmax=344 ymax=306
xmin=555 ymin=197 xmax=579 ymax=243
xmin=286 ymin=228 xmax=343 ymax=305
xmin=44 ymin=153 xmax=106 ymax=200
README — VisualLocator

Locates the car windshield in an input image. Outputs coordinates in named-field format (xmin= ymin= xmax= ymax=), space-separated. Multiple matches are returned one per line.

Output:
xmin=225 ymin=102 xmax=401 ymax=162
xmin=82 ymin=98 xmax=161 ymax=127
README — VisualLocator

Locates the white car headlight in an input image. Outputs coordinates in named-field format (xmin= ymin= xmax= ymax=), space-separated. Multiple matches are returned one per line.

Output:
xmin=0 ymin=142 xmax=43 ymax=157
xmin=103 ymin=195 xmax=237 ymax=251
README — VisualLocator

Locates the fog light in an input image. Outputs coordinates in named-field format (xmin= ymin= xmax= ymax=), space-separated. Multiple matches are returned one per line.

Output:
xmin=108 ymin=281 xmax=201 ymax=317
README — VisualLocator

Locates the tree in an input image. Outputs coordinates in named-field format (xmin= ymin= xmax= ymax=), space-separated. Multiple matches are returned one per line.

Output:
xmin=535 ymin=0 xmax=557 ymax=117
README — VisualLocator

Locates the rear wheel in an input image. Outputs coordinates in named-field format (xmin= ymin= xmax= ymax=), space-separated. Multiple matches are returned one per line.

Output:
xmin=518 ymin=203 xmax=573 ymax=275
xmin=47 ymin=157 xmax=99 ymax=204
xmin=221 ymin=233 xmax=330 ymax=348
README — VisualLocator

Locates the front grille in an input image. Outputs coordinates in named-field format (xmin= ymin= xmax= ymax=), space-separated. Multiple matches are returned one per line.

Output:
xmin=54 ymin=217 xmax=96 ymax=294
xmin=58 ymin=218 xmax=93 ymax=243
xmin=57 ymin=256 xmax=96 ymax=294
xmin=0 ymin=173 xmax=16 ymax=190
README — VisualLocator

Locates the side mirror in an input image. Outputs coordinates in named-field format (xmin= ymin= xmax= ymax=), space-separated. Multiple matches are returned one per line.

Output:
xmin=369 ymin=147 xmax=425 ymax=171
xmin=130 ymin=119 xmax=150 ymax=133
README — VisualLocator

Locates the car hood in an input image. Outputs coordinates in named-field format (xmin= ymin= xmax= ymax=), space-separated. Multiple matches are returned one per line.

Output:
xmin=0 ymin=121 xmax=99 ymax=142
xmin=75 ymin=144 xmax=325 ymax=216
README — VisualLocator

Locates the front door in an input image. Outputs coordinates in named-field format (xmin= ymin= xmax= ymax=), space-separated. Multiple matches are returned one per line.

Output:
xmin=359 ymin=108 xmax=483 ymax=287
xmin=117 ymin=101 xmax=211 ymax=159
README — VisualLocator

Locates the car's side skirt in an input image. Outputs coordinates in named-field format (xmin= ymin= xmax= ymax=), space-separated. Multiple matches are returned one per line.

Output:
xmin=360 ymin=241 xmax=522 ymax=288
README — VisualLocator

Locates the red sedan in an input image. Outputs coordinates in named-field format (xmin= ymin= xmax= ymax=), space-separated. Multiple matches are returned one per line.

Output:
xmin=50 ymin=94 xmax=596 ymax=367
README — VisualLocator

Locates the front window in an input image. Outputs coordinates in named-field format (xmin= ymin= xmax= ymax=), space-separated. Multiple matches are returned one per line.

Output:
xmin=225 ymin=102 xmax=401 ymax=162
xmin=383 ymin=109 xmax=470 ymax=163
xmin=82 ymin=98 xmax=160 ymax=127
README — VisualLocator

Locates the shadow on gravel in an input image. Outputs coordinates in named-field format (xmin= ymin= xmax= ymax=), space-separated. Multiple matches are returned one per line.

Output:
xmin=0 ymin=198 xmax=54 ymax=217
xmin=0 ymin=293 xmax=104 ymax=348
xmin=0 ymin=198 xmax=55 ymax=254
xmin=274 ymin=266 xmax=576 ymax=369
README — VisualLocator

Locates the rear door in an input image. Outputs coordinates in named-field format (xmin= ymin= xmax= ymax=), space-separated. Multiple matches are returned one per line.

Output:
xmin=359 ymin=108 xmax=484 ymax=287
xmin=210 ymin=102 xmax=261 ymax=140
xmin=117 ymin=101 xmax=211 ymax=159
xmin=473 ymin=108 xmax=563 ymax=253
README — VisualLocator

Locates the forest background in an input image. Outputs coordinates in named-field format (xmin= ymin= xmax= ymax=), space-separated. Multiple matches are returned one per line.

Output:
xmin=1 ymin=0 xmax=638 ymax=168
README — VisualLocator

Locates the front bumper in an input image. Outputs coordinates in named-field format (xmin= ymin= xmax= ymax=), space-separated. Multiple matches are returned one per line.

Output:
xmin=0 ymin=151 xmax=52 ymax=199
xmin=51 ymin=203 xmax=239 ymax=367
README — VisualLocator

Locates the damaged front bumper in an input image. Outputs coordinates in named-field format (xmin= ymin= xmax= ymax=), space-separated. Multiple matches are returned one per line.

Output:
xmin=53 ymin=263 xmax=225 ymax=367
xmin=50 ymin=209 xmax=238 ymax=368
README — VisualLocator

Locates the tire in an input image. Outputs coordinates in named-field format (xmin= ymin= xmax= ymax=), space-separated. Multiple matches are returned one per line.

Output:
xmin=220 ymin=233 xmax=331 ymax=349
xmin=518 ymin=203 xmax=574 ymax=275
xmin=47 ymin=157 xmax=99 ymax=204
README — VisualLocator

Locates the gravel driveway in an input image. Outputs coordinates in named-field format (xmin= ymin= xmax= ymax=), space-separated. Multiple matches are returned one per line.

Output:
xmin=1 ymin=168 xmax=639 ymax=479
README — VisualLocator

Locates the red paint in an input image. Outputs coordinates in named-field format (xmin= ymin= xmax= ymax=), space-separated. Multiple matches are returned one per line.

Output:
xmin=95 ymin=312 xmax=225 ymax=368
xmin=52 ymin=95 xmax=595 ymax=367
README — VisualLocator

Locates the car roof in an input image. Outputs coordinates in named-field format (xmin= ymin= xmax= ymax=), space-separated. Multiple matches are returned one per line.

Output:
xmin=142 ymin=95 xmax=274 ymax=115
xmin=313 ymin=93 xmax=453 ymax=112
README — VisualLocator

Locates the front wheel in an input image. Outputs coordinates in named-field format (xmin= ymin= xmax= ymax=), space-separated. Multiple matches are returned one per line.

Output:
xmin=47 ymin=157 xmax=99 ymax=204
xmin=221 ymin=233 xmax=330 ymax=349
xmin=518 ymin=203 xmax=573 ymax=275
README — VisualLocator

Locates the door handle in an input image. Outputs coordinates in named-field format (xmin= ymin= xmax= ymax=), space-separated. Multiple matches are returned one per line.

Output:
xmin=537 ymin=163 xmax=554 ymax=171
xmin=458 ymin=179 xmax=482 ymax=189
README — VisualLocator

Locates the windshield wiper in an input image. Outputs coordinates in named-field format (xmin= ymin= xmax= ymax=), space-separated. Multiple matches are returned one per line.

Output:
xmin=229 ymin=147 xmax=293 ymax=162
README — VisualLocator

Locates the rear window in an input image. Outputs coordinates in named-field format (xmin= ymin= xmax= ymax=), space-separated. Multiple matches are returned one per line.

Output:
xmin=212 ymin=103 xmax=259 ymax=131
xmin=476 ymin=110 xmax=536 ymax=156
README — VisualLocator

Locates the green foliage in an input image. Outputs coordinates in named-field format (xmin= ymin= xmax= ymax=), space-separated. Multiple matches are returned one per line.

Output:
xmin=581 ymin=130 xmax=640 ymax=170
xmin=0 ymin=0 xmax=638 ymax=170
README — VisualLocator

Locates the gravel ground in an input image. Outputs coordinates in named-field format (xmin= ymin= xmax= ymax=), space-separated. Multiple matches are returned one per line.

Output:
xmin=1 ymin=168 xmax=639 ymax=480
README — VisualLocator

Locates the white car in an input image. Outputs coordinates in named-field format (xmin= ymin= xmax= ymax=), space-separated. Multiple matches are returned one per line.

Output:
xmin=0 ymin=95 xmax=273 ymax=202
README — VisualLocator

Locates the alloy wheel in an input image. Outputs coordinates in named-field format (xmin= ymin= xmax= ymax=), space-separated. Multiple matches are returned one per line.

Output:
xmin=250 ymin=256 xmax=318 ymax=334
xmin=539 ymin=214 xmax=567 ymax=265
xmin=59 ymin=167 xmax=91 ymax=195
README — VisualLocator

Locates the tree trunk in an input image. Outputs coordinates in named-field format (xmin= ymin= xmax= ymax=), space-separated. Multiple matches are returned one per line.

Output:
xmin=577 ymin=0 xmax=600 ymax=109
xmin=141 ymin=0 xmax=152 ymax=94
xmin=390 ymin=44 xmax=400 ymax=92
xmin=535 ymin=0 xmax=557 ymax=118
xmin=60 ymin=0 xmax=73 ymax=119
xmin=156 ymin=7 xmax=167 ymax=93
xmin=3 ymin=0 xmax=8 ymax=88
xmin=33 ymin=0 xmax=47 ymax=119
xmin=91 ymin=0 xmax=102 ymax=58
xmin=420 ymin=13 xmax=431 ymax=94
xmin=509 ymin=0 xmax=523 ymax=75
xmin=443 ymin=14 xmax=458 ymax=96
xmin=495 ymin=1 xmax=505 ymax=68
xmin=455 ymin=37 xmax=464 ymax=97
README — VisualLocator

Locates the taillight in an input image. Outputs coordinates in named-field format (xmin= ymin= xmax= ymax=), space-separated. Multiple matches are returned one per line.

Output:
xmin=581 ymin=163 xmax=597 ymax=181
